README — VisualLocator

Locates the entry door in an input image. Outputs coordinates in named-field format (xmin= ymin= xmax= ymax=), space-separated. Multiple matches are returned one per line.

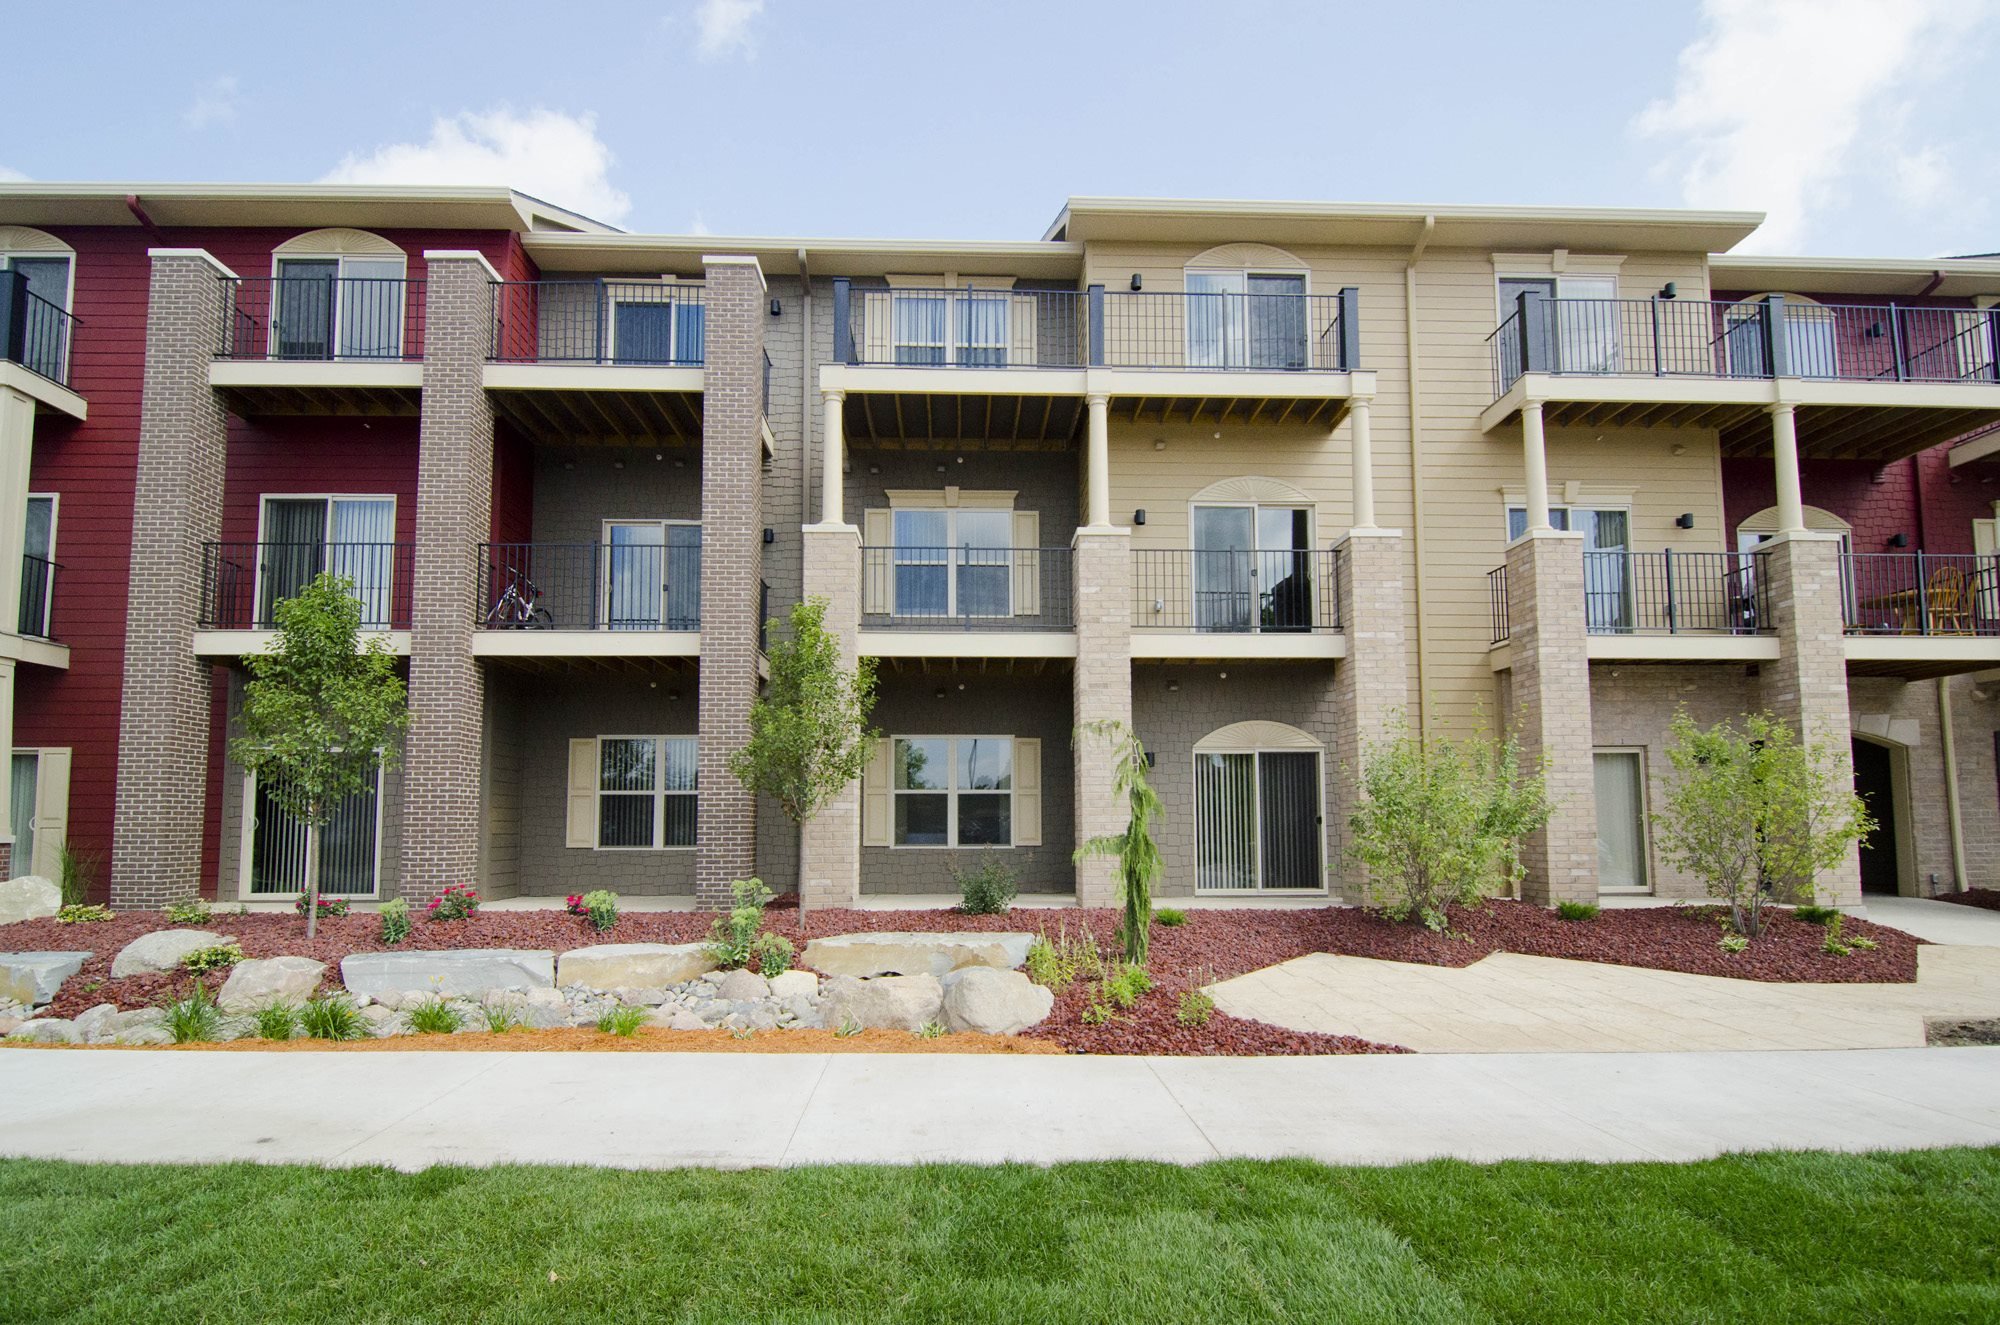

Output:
xmin=248 ymin=762 xmax=382 ymax=897
xmin=272 ymin=260 xmax=338 ymax=360
xmin=260 ymin=497 xmax=395 ymax=628
xmin=1192 ymin=506 xmax=1255 ymax=630
xmin=1195 ymin=750 xmax=1322 ymax=890
xmin=1573 ymin=508 xmax=1632 ymax=631
xmin=1593 ymin=752 xmax=1649 ymax=890
xmin=604 ymin=522 xmax=699 ymax=630
xmin=1257 ymin=507 xmax=1313 ymax=630
xmin=1851 ymin=739 xmax=1901 ymax=894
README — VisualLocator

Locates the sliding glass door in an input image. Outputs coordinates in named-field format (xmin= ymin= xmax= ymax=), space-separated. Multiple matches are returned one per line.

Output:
xmin=1193 ymin=504 xmax=1313 ymax=631
xmin=248 ymin=759 xmax=382 ymax=896
xmin=259 ymin=497 xmax=396 ymax=628
xmin=1195 ymin=749 xmax=1322 ymax=891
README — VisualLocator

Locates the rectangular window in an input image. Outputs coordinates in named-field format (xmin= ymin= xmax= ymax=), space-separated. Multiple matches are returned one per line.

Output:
xmin=1194 ymin=749 xmax=1322 ymax=890
xmin=272 ymin=256 xmax=406 ymax=360
xmin=259 ymin=496 xmax=397 ymax=628
xmin=19 ymin=494 xmax=54 ymax=638
xmin=891 ymin=508 xmax=1012 ymax=619
xmin=1593 ymin=750 xmax=1650 ymax=891
xmin=603 ymin=521 xmax=700 ymax=629
xmin=891 ymin=290 xmax=1010 ymax=367
xmin=892 ymin=736 xmax=1013 ymax=847
xmin=597 ymin=736 xmax=696 ymax=849
xmin=247 ymin=756 xmax=383 ymax=897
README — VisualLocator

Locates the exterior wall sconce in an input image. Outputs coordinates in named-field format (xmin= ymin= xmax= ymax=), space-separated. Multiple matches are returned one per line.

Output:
xmin=1888 ymin=532 xmax=1909 ymax=548
xmin=1133 ymin=509 xmax=1146 ymax=525
xmin=1130 ymin=274 xmax=1143 ymax=291
xmin=1675 ymin=513 xmax=1695 ymax=529
xmin=769 ymin=297 xmax=782 ymax=316
xmin=1659 ymin=282 xmax=1677 ymax=299
xmin=762 ymin=527 xmax=775 ymax=544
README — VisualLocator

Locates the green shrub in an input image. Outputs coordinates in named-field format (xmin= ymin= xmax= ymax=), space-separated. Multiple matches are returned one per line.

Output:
xmin=162 ymin=898 xmax=211 ymax=925
xmin=1104 ymin=963 xmax=1152 ymax=1009
xmin=299 ymin=994 xmax=366 ymax=1042
xmin=834 ymin=1017 xmax=862 ymax=1038
xmin=1154 ymin=908 xmax=1188 ymax=927
xmin=596 ymin=1005 xmax=647 ymax=1037
xmin=916 ymin=1020 xmax=949 ymax=1039
xmin=181 ymin=942 xmax=245 ymax=974
xmin=482 ymin=1003 xmax=520 ymax=1034
xmin=1175 ymin=988 xmax=1216 ymax=1028
xmin=1555 ymin=901 xmax=1600 ymax=922
xmin=1719 ymin=933 xmax=1750 ymax=955
xmin=163 ymin=985 xmax=222 ymax=1044
xmin=1079 ymin=992 xmax=1114 ymax=1026
xmin=56 ymin=904 xmax=113 ymax=924
xmin=1794 ymin=905 xmax=1842 ymax=925
xmin=1850 ymin=935 xmax=1879 ymax=952
xmin=951 ymin=852 xmax=1018 ymax=915
xmin=751 ymin=932 xmax=794 ymax=978
xmin=406 ymin=997 xmax=465 ymax=1035
xmin=254 ymin=1002 xmax=301 ymax=1041
xmin=706 ymin=878 xmax=779 ymax=970
xmin=1024 ymin=925 xmax=1102 ymax=996
xmin=425 ymin=884 xmax=480 ymax=922
xmin=378 ymin=898 xmax=412 ymax=946
xmin=581 ymin=889 xmax=619 ymax=933
xmin=294 ymin=895 xmax=350 ymax=920
xmin=56 ymin=843 xmax=98 ymax=909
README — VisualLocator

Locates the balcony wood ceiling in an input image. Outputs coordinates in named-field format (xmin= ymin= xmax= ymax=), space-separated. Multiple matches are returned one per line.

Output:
xmin=1538 ymin=398 xmax=2000 ymax=464
xmin=488 ymin=386 xmax=703 ymax=446
xmin=216 ymin=382 xmax=421 ymax=419
xmin=843 ymin=392 xmax=1082 ymax=449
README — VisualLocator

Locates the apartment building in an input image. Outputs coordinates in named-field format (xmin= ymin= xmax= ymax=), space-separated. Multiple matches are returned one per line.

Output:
xmin=2 ymin=184 xmax=1998 ymax=911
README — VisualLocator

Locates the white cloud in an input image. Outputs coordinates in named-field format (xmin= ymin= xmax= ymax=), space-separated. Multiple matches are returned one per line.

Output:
xmin=687 ymin=213 xmax=714 ymax=236
xmin=0 ymin=167 xmax=27 ymax=183
xmin=183 ymin=76 xmax=240 ymax=130
xmin=321 ymin=108 xmax=631 ymax=224
xmin=1633 ymin=0 xmax=1993 ymax=251
xmin=693 ymin=0 xmax=764 ymax=61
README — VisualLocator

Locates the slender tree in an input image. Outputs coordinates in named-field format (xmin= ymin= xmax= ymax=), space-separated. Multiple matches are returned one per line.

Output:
xmin=1073 ymin=719 xmax=1162 ymax=964
xmin=231 ymin=574 xmax=409 ymax=939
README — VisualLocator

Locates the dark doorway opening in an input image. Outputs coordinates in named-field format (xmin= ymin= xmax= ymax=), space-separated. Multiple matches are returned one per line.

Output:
xmin=1851 ymin=738 xmax=1901 ymax=895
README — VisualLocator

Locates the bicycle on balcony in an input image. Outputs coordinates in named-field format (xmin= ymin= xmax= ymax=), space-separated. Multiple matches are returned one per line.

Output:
xmin=483 ymin=566 xmax=554 ymax=629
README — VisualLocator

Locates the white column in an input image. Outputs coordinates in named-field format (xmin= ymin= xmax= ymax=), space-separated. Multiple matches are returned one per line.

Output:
xmin=1085 ymin=392 xmax=1110 ymax=528
xmin=1771 ymin=403 xmax=1805 ymax=534
xmin=1348 ymin=395 xmax=1375 ymax=531
xmin=820 ymin=388 xmax=846 ymax=526
xmin=1520 ymin=400 xmax=1551 ymax=533
xmin=0 ymin=387 xmax=34 ymax=636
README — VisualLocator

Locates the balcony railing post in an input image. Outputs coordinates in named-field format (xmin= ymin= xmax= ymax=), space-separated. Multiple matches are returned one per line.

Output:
xmin=1337 ymin=286 xmax=1360 ymax=370
xmin=1762 ymin=294 xmax=1790 ymax=377
xmin=1888 ymin=303 xmax=1906 ymax=382
xmin=1662 ymin=546 xmax=1677 ymax=634
xmin=0 ymin=268 xmax=26 ymax=366
xmin=832 ymin=278 xmax=853 ymax=364
xmin=1916 ymin=549 xmax=1929 ymax=635
xmin=1518 ymin=290 xmax=1550 ymax=374
xmin=1650 ymin=296 xmax=1664 ymax=378
xmin=1087 ymin=284 xmax=1105 ymax=366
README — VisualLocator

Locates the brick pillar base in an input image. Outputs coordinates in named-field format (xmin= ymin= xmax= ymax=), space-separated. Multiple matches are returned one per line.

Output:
xmin=1072 ymin=527 xmax=1133 ymax=907
xmin=1330 ymin=529 xmax=1410 ymax=903
xmin=1758 ymin=531 xmax=1863 ymax=909
xmin=798 ymin=523 xmax=862 ymax=908
xmin=1505 ymin=530 xmax=1597 ymax=905
xmin=0 ymin=842 xmax=12 ymax=881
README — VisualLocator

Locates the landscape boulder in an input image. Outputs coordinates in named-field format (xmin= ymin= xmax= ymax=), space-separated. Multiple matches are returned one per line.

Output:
xmin=556 ymin=943 xmax=716 ymax=991
xmin=715 ymin=968 xmax=770 ymax=1002
xmin=7 ymin=1017 xmax=76 ymax=1043
xmin=941 ymin=967 xmax=1055 ymax=1035
xmin=218 ymin=956 xmax=327 ymax=1013
xmin=767 ymin=969 xmax=818 ymax=1002
xmin=0 ymin=951 xmax=91 ymax=1006
xmin=339 ymin=949 xmax=554 ymax=1001
xmin=0 ymin=876 xmax=60 ymax=925
xmin=800 ymin=931 xmax=1034 ymax=980
xmin=819 ymin=973 xmax=944 ymax=1032
xmin=111 ymin=929 xmax=233 ymax=978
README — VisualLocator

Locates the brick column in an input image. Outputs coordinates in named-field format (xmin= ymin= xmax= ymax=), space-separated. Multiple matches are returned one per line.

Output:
xmin=798 ymin=522 xmax=862 ymax=908
xmin=1072 ymin=526 xmax=1132 ymax=906
xmin=696 ymin=256 xmax=767 ymax=907
xmin=399 ymin=252 xmax=497 ymax=902
xmin=111 ymin=250 xmax=235 ymax=907
xmin=1505 ymin=529 xmax=1597 ymax=904
xmin=1758 ymin=530 xmax=1863 ymax=909
xmin=1329 ymin=528 xmax=1408 ymax=902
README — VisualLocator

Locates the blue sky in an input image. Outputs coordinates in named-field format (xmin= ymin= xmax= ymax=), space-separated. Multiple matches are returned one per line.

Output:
xmin=8 ymin=0 xmax=1998 ymax=256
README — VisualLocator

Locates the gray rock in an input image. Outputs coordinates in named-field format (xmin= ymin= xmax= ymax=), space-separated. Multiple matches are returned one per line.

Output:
xmin=525 ymin=987 xmax=566 ymax=1007
xmin=768 ymin=969 xmax=818 ymax=1002
xmin=819 ymin=973 xmax=945 ymax=1032
xmin=8 ymin=1017 xmax=76 ymax=1043
xmin=0 ymin=876 xmax=60 ymax=925
xmin=71 ymin=1003 xmax=121 ymax=1042
xmin=111 ymin=929 xmax=234 ymax=978
xmin=218 ymin=956 xmax=326 ymax=1013
xmin=520 ymin=1002 xmax=569 ymax=1030
xmin=556 ymin=942 xmax=717 ymax=990
xmin=0 ymin=1017 xmax=22 ymax=1036
xmin=783 ymin=995 xmax=822 ymax=1029
xmin=942 ymin=967 xmax=1055 ymax=1035
xmin=800 ymin=932 xmax=1035 ymax=980
xmin=114 ymin=1026 xmax=172 ymax=1046
xmin=0 ymin=951 xmax=92 ymax=1006
xmin=339 ymin=949 xmax=554 ymax=1000
xmin=696 ymin=1001 xmax=731 ymax=1025
xmin=715 ymin=968 xmax=770 ymax=1002
xmin=112 ymin=1008 xmax=165 ymax=1032
xmin=618 ymin=986 xmax=667 ymax=1006
xmin=648 ymin=1006 xmax=709 ymax=1031
xmin=213 ymin=1016 xmax=256 ymax=1042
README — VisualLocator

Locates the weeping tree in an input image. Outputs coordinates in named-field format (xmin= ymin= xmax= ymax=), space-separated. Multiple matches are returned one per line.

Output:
xmin=1073 ymin=719 xmax=1162 ymax=964
xmin=231 ymin=574 xmax=409 ymax=939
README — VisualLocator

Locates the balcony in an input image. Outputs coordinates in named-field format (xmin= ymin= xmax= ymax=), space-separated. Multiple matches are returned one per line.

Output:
xmin=1131 ymin=548 xmax=1344 ymax=660
xmin=1482 ymin=294 xmax=2000 ymax=461
xmin=484 ymin=280 xmax=707 ymax=445
xmin=472 ymin=540 xmax=701 ymax=660
xmin=1842 ymin=552 xmax=2000 ymax=678
xmin=195 ymin=541 xmax=413 ymax=655
xmin=1488 ymin=551 xmax=1776 ymax=663
xmin=857 ymin=545 xmax=1074 ymax=658
xmin=0 ymin=270 xmax=83 ymax=418
xmin=210 ymin=276 xmax=425 ymax=416
xmin=18 ymin=553 xmax=56 ymax=640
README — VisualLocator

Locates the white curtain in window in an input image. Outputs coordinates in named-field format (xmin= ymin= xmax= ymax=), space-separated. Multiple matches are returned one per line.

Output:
xmin=1195 ymin=752 xmax=1257 ymax=890
xmin=1594 ymin=752 xmax=1647 ymax=889
xmin=328 ymin=499 xmax=397 ymax=627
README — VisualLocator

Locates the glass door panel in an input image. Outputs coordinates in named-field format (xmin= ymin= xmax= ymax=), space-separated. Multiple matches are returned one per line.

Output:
xmin=665 ymin=524 xmax=701 ymax=629
xmin=273 ymin=259 xmax=337 ymax=360
xmin=1195 ymin=752 xmax=1257 ymax=890
xmin=1594 ymin=752 xmax=1648 ymax=889
xmin=327 ymin=498 xmax=395 ymax=627
xmin=9 ymin=753 xmax=35 ymax=878
xmin=1246 ymin=274 xmax=1307 ymax=369
xmin=1555 ymin=275 xmax=1619 ymax=374
xmin=1258 ymin=506 xmax=1313 ymax=631
xmin=249 ymin=762 xmax=381 ymax=896
xmin=1192 ymin=505 xmax=1255 ymax=631
xmin=1576 ymin=509 xmax=1632 ymax=631
xmin=954 ymin=509 xmax=1011 ymax=617
xmin=1257 ymin=752 xmax=1321 ymax=888
xmin=606 ymin=522 xmax=667 ymax=628
xmin=1185 ymin=270 xmax=1245 ymax=367
xmin=338 ymin=258 xmax=404 ymax=359
xmin=611 ymin=301 xmax=676 ymax=365
xmin=259 ymin=499 xmax=328 ymax=625
xmin=19 ymin=496 xmax=52 ymax=637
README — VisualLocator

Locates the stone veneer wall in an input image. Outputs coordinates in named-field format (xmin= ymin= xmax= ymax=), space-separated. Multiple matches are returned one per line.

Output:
xmin=1848 ymin=675 xmax=2000 ymax=894
xmin=1503 ymin=531 xmax=1598 ymax=904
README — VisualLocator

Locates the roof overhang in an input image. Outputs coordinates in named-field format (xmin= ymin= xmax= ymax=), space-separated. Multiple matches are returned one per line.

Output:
xmin=522 ymin=232 xmax=1084 ymax=279
xmin=1712 ymin=254 xmax=2000 ymax=299
xmin=0 ymin=184 xmax=615 ymax=234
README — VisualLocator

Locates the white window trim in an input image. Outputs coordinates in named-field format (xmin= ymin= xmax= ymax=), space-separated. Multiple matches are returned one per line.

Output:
xmin=237 ymin=758 xmax=386 ymax=900
xmin=0 ymin=246 xmax=77 ymax=314
xmin=254 ymin=494 xmax=399 ymax=625
xmin=890 ymin=735 xmax=1016 ymax=850
xmin=885 ymin=286 xmax=1014 ymax=365
xmin=267 ymin=247 xmax=410 ymax=362
xmin=1592 ymin=746 xmax=1653 ymax=895
xmin=595 ymin=735 xmax=698 ymax=851
xmin=1190 ymin=744 xmax=1327 ymax=894
xmin=600 ymin=518 xmax=700 ymax=628
xmin=889 ymin=506 xmax=1016 ymax=619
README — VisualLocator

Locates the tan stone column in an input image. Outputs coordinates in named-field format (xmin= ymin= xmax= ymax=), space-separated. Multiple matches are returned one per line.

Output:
xmin=1505 ymin=529 xmax=1597 ymax=904
xmin=111 ymin=249 xmax=236 ymax=907
xmin=1072 ymin=525 xmax=1132 ymax=906
xmin=798 ymin=521 xmax=862 ymax=908
xmin=1329 ymin=528 xmax=1408 ymax=902
xmin=400 ymin=251 xmax=499 ymax=902
xmin=1757 ymin=530 xmax=1862 ymax=909
xmin=695 ymin=256 xmax=768 ymax=907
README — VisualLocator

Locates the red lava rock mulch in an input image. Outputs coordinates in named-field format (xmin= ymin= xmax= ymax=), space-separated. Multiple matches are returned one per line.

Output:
xmin=1938 ymin=887 xmax=2000 ymax=913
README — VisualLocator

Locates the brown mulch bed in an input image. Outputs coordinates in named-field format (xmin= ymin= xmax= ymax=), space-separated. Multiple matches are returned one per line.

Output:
xmin=2 ymin=1026 xmax=1062 ymax=1055
xmin=1938 ymin=887 xmax=2000 ymax=912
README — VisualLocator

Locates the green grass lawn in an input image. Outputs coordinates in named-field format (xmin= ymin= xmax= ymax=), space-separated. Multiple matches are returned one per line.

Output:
xmin=2 ymin=1150 xmax=1996 ymax=1323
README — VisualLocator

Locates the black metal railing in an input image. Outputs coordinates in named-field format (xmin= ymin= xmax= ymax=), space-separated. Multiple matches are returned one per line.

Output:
xmin=1842 ymin=552 xmax=2000 ymax=636
xmin=834 ymin=285 xmax=1087 ymax=368
xmin=220 ymin=277 xmax=424 ymax=361
xmin=1490 ymin=292 xmax=2000 ymax=396
xmin=1489 ymin=566 xmax=1510 ymax=644
xmin=758 ymin=579 xmax=770 ymax=652
xmin=489 ymin=280 xmax=707 ymax=365
xmin=477 ymin=541 xmax=703 ymax=630
xmin=0 ymin=271 xmax=74 ymax=387
xmin=1581 ymin=550 xmax=1770 ymax=635
xmin=1132 ymin=549 xmax=1340 ymax=632
xmin=1098 ymin=289 xmax=1356 ymax=371
xmin=860 ymin=546 xmax=1074 ymax=630
xmin=199 ymin=542 xmax=414 ymax=629
xmin=18 ymin=554 xmax=57 ymax=639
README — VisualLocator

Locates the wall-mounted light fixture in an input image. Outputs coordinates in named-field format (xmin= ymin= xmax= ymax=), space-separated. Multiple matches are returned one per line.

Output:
xmin=1888 ymin=532 xmax=1910 ymax=548
xmin=1143 ymin=749 xmax=1155 ymax=767
xmin=762 ymin=528 xmax=775 ymax=544
xmin=769 ymin=297 xmax=782 ymax=317
xmin=1675 ymin=513 xmax=1695 ymax=530
xmin=1659 ymin=281 xmax=1677 ymax=299
xmin=1133 ymin=509 xmax=1147 ymax=525
xmin=1129 ymin=274 xmax=1143 ymax=291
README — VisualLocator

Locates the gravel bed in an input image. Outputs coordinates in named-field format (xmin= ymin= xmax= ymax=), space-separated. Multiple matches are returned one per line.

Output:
xmin=1938 ymin=888 xmax=2000 ymax=913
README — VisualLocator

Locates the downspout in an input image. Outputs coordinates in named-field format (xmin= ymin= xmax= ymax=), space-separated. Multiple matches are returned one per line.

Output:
xmin=1405 ymin=215 xmax=1436 ymax=734
xmin=1939 ymin=677 xmax=1967 ymax=895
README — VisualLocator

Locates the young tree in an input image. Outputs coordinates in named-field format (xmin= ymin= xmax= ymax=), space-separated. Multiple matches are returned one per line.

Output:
xmin=230 ymin=574 xmax=410 ymax=939
xmin=1347 ymin=716 xmax=1552 ymax=931
xmin=727 ymin=597 xmax=877 ymax=913
xmin=1653 ymin=709 xmax=1870 ymax=938
xmin=1073 ymin=720 xmax=1162 ymax=964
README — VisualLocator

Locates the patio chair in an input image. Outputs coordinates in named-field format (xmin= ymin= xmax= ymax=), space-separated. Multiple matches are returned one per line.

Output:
xmin=1922 ymin=565 xmax=1973 ymax=636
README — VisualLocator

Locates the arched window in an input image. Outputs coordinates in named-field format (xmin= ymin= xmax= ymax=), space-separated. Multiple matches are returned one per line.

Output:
xmin=1192 ymin=721 xmax=1323 ymax=892
xmin=267 ymin=229 xmax=409 ymax=360
xmin=0 ymin=226 xmax=76 ymax=381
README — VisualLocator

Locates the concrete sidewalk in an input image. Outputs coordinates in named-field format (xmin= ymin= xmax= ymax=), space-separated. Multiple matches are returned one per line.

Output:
xmin=1 ymin=1047 xmax=1995 ymax=1170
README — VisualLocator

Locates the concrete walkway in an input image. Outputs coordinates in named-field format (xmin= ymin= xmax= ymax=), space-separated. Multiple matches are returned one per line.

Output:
xmin=0 ymin=1046 xmax=1995 ymax=1169
xmin=1864 ymin=894 xmax=2000 ymax=945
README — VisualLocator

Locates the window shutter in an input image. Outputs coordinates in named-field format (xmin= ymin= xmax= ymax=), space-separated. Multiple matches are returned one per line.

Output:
xmin=29 ymin=748 xmax=68 ymax=880
xmin=566 ymin=738 xmax=597 ymax=848
xmin=1014 ymin=737 xmax=1042 ymax=847
xmin=861 ymin=737 xmax=892 ymax=847
xmin=1010 ymin=292 xmax=1038 ymax=366
xmin=862 ymin=509 xmax=893 ymax=615
xmin=1011 ymin=510 xmax=1041 ymax=616
xmin=863 ymin=291 xmax=892 ymax=362
xmin=1977 ymin=518 xmax=1998 ymax=620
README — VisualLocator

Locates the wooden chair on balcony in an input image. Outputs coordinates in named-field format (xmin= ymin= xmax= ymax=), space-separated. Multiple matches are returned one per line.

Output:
xmin=1919 ymin=565 xmax=1973 ymax=636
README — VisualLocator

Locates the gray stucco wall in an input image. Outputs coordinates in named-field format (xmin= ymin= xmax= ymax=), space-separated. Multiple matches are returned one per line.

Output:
xmin=843 ymin=449 xmax=1081 ymax=546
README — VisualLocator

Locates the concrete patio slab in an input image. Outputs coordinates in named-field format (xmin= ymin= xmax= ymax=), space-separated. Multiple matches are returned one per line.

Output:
xmin=1864 ymin=894 xmax=2000 ymax=945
